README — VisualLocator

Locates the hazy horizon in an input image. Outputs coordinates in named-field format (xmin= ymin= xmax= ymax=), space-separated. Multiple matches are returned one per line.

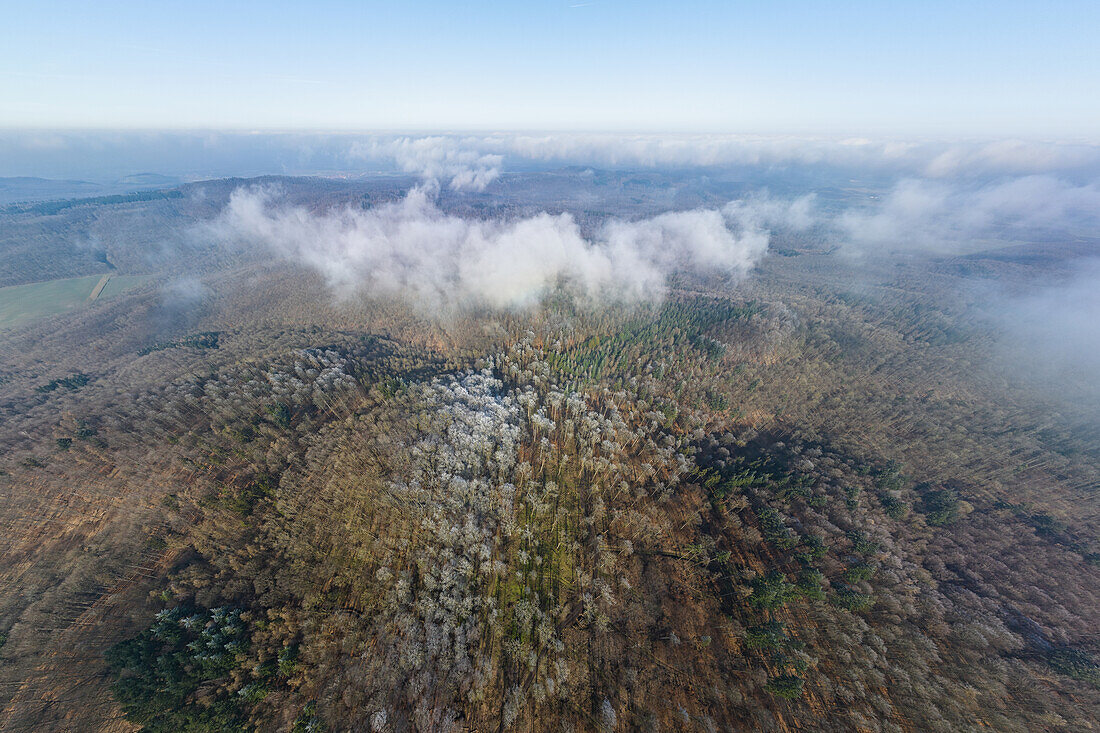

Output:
xmin=4 ymin=129 xmax=1100 ymax=184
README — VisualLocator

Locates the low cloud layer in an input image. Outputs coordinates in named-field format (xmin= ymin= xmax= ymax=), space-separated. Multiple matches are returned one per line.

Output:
xmin=338 ymin=134 xmax=1100 ymax=193
xmin=837 ymin=176 xmax=1100 ymax=253
xmin=401 ymin=133 xmax=1100 ymax=181
xmin=213 ymin=186 xmax=772 ymax=311
xmin=4 ymin=131 xmax=1099 ymax=185
xmin=208 ymin=169 xmax=1097 ymax=314
xmin=723 ymin=193 xmax=818 ymax=233
xmin=336 ymin=134 xmax=1100 ymax=258
xmin=349 ymin=137 xmax=503 ymax=191
xmin=987 ymin=260 xmax=1100 ymax=406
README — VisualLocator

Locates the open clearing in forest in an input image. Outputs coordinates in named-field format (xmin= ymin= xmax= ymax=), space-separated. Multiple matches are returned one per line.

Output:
xmin=0 ymin=273 xmax=151 ymax=330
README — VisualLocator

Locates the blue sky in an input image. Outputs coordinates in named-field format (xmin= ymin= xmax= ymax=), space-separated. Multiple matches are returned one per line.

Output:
xmin=1 ymin=0 xmax=1097 ymax=135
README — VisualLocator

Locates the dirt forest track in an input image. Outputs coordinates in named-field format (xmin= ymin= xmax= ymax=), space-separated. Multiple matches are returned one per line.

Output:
xmin=87 ymin=275 xmax=111 ymax=302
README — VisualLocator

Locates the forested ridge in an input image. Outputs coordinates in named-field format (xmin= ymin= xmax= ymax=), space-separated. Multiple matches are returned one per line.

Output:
xmin=0 ymin=178 xmax=1098 ymax=732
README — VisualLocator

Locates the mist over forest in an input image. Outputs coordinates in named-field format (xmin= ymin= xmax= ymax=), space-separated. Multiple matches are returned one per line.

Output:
xmin=1 ymin=131 xmax=1099 ymax=732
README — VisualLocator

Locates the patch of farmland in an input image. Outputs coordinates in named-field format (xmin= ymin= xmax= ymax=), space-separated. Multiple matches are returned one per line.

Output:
xmin=0 ymin=274 xmax=152 ymax=330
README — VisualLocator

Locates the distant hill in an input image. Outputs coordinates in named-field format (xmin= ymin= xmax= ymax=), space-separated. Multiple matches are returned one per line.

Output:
xmin=0 ymin=173 xmax=180 ymax=205
xmin=0 ymin=176 xmax=103 ymax=204
xmin=116 ymin=172 xmax=181 ymax=187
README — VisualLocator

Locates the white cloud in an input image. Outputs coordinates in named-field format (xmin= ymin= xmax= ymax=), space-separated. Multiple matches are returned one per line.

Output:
xmin=722 ymin=193 xmax=818 ymax=232
xmin=348 ymin=136 xmax=503 ymax=191
xmin=991 ymin=259 xmax=1100 ymax=402
xmin=4 ymin=130 xmax=1098 ymax=184
xmin=343 ymin=133 xmax=1100 ymax=181
xmin=836 ymin=176 xmax=1100 ymax=252
xmin=212 ymin=185 xmax=772 ymax=312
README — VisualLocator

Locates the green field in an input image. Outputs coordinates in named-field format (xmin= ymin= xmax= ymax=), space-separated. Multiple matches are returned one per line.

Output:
xmin=0 ymin=274 xmax=152 ymax=331
xmin=97 ymin=273 xmax=153 ymax=299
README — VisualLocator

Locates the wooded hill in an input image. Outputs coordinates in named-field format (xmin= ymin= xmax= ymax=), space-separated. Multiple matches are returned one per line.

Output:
xmin=0 ymin=177 xmax=1097 ymax=732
